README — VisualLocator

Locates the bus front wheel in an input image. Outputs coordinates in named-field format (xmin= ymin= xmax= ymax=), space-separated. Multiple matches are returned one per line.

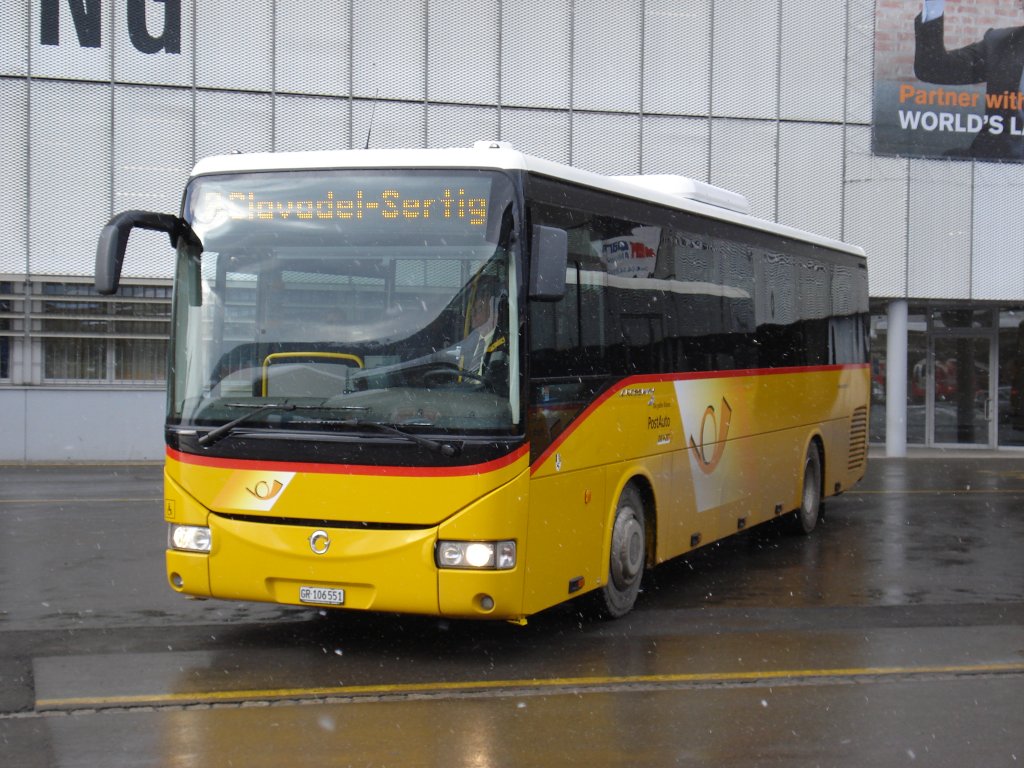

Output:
xmin=599 ymin=484 xmax=646 ymax=618
xmin=791 ymin=442 xmax=823 ymax=535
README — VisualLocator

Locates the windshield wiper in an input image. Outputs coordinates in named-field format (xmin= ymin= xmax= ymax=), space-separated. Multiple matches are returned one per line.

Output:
xmin=337 ymin=419 xmax=458 ymax=457
xmin=198 ymin=402 xmax=297 ymax=447
xmin=197 ymin=401 xmax=368 ymax=447
xmin=196 ymin=403 xmax=456 ymax=456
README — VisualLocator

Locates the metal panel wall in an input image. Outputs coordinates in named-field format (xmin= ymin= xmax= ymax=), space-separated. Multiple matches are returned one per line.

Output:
xmin=973 ymin=165 xmax=1024 ymax=301
xmin=0 ymin=2 xmax=27 ymax=76
xmin=845 ymin=0 xmax=876 ymax=125
xmin=573 ymin=1 xmax=642 ymax=114
xmin=275 ymin=94 xmax=352 ymax=153
xmin=7 ymin=0 xmax=1024 ymax=462
xmin=0 ymin=79 xmax=27 ymax=274
xmin=29 ymin=80 xmax=111 ymax=277
xmin=195 ymin=91 xmax=273 ymax=159
xmin=710 ymin=119 xmax=777 ymax=219
xmin=907 ymin=161 xmax=972 ymax=300
xmin=113 ymin=86 xmax=192 ymax=279
xmin=1 ymin=0 xmax=1022 ymax=301
xmin=501 ymin=1 xmax=571 ymax=110
xmin=641 ymin=115 xmax=710 ymax=179
xmin=114 ymin=86 xmax=192 ymax=215
xmin=711 ymin=0 xmax=778 ymax=120
xmin=427 ymin=104 xmax=500 ymax=150
xmin=428 ymin=0 xmax=499 ymax=106
xmin=355 ymin=100 xmax=426 ymax=151
xmin=0 ymin=389 xmax=166 ymax=462
xmin=500 ymin=108 xmax=571 ymax=164
xmin=352 ymin=0 xmax=425 ymax=101
xmin=573 ymin=113 xmax=641 ymax=175
xmin=643 ymin=0 xmax=711 ymax=118
xmin=780 ymin=1 xmax=845 ymax=122
xmin=275 ymin=0 xmax=350 ymax=97
xmin=844 ymin=127 xmax=907 ymax=298
xmin=778 ymin=122 xmax=844 ymax=240
xmin=195 ymin=1 xmax=272 ymax=92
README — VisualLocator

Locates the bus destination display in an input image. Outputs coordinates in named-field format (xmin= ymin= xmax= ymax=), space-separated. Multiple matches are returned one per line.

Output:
xmin=192 ymin=180 xmax=490 ymax=228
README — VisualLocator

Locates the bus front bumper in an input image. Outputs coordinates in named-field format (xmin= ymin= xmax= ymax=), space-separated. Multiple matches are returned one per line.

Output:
xmin=165 ymin=514 xmax=527 ymax=620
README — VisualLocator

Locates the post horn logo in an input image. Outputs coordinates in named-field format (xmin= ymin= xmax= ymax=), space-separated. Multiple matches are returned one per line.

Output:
xmin=689 ymin=397 xmax=733 ymax=475
xmin=246 ymin=479 xmax=285 ymax=501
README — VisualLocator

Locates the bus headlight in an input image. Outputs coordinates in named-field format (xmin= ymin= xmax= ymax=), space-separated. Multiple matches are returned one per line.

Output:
xmin=436 ymin=540 xmax=516 ymax=570
xmin=169 ymin=524 xmax=212 ymax=553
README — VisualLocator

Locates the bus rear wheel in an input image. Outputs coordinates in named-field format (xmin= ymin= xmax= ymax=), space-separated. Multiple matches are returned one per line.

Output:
xmin=791 ymin=442 xmax=823 ymax=535
xmin=599 ymin=484 xmax=646 ymax=618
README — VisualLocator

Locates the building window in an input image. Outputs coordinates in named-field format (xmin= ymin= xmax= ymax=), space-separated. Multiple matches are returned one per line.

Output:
xmin=0 ymin=281 xmax=12 ymax=381
xmin=37 ymin=282 xmax=171 ymax=384
xmin=114 ymin=338 xmax=167 ymax=381
xmin=44 ymin=337 xmax=107 ymax=381
xmin=0 ymin=280 xmax=172 ymax=387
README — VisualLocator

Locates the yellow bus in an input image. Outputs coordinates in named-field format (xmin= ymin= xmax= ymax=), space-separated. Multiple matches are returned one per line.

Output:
xmin=96 ymin=142 xmax=869 ymax=622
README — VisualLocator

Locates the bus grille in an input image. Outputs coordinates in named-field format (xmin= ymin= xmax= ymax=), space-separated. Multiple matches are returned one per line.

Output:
xmin=848 ymin=406 xmax=868 ymax=471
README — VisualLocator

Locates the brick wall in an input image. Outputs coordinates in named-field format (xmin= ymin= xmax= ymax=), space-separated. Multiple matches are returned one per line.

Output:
xmin=875 ymin=1 xmax=1024 ymax=80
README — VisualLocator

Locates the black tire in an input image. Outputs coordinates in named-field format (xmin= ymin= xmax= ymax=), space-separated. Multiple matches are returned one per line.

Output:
xmin=598 ymin=484 xmax=647 ymax=618
xmin=791 ymin=442 xmax=823 ymax=535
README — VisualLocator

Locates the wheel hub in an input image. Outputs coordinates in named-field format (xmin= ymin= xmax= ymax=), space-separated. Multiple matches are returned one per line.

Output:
xmin=611 ymin=511 xmax=644 ymax=589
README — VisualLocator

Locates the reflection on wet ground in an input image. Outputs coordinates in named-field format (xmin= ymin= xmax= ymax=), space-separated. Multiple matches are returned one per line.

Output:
xmin=2 ymin=458 xmax=1023 ymax=766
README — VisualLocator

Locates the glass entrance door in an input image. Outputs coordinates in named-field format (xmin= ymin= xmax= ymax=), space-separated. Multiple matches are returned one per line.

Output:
xmin=998 ymin=309 xmax=1024 ymax=448
xmin=929 ymin=334 xmax=995 ymax=447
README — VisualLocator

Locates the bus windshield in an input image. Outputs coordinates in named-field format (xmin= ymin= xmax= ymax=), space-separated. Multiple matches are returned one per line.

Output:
xmin=169 ymin=169 xmax=520 ymax=439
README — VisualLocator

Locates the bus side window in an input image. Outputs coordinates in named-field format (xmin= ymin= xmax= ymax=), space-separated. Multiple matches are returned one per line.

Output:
xmin=830 ymin=315 xmax=865 ymax=365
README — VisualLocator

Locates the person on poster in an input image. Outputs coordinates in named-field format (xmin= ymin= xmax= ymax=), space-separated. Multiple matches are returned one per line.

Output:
xmin=914 ymin=0 xmax=1024 ymax=159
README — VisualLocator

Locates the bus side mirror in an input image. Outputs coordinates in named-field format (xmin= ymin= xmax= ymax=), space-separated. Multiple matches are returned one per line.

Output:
xmin=95 ymin=210 xmax=182 ymax=295
xmin=529 ymin=225 xmax=567 ymax=302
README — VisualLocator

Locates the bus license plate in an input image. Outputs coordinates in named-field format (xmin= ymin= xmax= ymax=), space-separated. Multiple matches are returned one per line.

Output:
xmin=299 ymin=586 xmax=345 ymax=606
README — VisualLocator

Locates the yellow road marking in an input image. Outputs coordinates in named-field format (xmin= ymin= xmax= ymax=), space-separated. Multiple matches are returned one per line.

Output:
xmin=35 ymin=661 xmax=1024 ymax=711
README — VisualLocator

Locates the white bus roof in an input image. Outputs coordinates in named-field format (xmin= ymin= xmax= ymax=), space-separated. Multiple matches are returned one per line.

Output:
xmin=190 ymin=142 xmax=864 ymax=258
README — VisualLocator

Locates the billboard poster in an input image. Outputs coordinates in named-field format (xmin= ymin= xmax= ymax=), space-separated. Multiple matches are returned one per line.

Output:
xmin=873 ymin=0 xmax=1024 ymax=162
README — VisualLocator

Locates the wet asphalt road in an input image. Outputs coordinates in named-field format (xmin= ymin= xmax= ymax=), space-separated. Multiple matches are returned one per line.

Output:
xmin=0 ymin=454 xmax=1022 ymax=766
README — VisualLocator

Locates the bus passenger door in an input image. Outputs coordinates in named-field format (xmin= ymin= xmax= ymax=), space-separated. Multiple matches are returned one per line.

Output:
xmin=523 ymin=468 xmax=607 ymax=615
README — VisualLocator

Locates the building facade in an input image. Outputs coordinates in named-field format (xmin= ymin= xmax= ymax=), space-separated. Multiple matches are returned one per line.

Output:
xmin=2 ymin=0 xmax=1023 ymax=461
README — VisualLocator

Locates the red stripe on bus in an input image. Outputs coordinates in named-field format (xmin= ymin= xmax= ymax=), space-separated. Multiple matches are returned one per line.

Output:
xmin=167 ymin=444 xmax=530 ymax=478
xmin=529 ymin=364 xmax=869 ymax=474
